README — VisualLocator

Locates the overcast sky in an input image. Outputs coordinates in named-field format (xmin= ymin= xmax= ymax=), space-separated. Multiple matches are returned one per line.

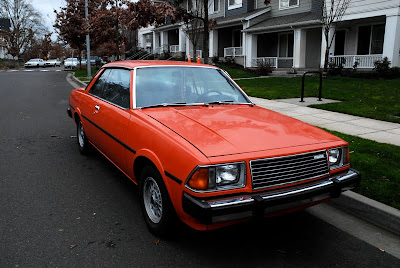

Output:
xmin=30 ymin=0 xmax=65 ymax=40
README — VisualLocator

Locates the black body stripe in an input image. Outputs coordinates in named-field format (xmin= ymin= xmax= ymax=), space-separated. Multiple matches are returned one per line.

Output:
xmin=81 ymin=114 xmax=136 ymax=154
xmin=165 ymin=171 xmax=182 ymax=185
xmin=70 ymin=104 xmax=76 ymax=111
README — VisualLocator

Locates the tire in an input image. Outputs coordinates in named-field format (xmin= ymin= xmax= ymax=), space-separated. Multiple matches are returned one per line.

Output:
xmin=139 ymin=166 xmax=176 ymax=236
xmin=77 ymin=119 xmax=91 ymax=155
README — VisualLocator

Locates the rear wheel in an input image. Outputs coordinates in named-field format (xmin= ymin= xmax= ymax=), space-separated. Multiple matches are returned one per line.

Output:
xmin=140 ymin=166 xmax=176 ymax=236
xmin=77 ymin=119 xmax=91 ymax=155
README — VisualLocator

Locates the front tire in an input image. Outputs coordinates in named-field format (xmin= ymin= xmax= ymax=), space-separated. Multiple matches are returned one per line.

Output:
xmin=77 ymin=119 xmax=91 ymax=155
xmin=140 ymin=166 xmax=176 ymax=236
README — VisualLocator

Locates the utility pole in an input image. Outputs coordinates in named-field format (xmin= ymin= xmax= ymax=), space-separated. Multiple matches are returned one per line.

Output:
xmin=85 ymin=0 xmax=92 ymax=78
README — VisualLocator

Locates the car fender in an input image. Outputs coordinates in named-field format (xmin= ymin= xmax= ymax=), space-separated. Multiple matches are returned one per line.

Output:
xmin=133 ymin=148 xmax=184 ymax=213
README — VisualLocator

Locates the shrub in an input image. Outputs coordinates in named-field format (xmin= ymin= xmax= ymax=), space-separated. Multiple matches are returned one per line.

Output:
xmin=255 ymin=60 xmax=272 ymax=76
xmin=373 ymin=57 xmax=391 ymax=77
xmin=328 ymin=60 xmax=344 ymax=76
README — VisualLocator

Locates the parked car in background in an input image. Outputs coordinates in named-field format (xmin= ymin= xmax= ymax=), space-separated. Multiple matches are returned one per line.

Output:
xmin=64 ymin=58 xmax=78 ymax=69
xmin=45 ymin=59 xmax=61 ymax=67
xmin=24 ymin=59 xmax=45 ymax=68
xmin=89 ymin=56 xmax=102 ymax=66
xmin=67 ymin=60 xmax=361 ymax=236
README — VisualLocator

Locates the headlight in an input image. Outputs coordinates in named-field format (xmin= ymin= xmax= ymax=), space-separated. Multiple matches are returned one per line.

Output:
xmin=186 ymin=162 xmax=246 ymax=192
xmin=329 ymin=147 xmax=349 ymax=170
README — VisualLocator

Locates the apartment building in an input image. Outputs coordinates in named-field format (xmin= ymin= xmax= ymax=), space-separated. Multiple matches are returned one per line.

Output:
xmin=138 ymin=0 xmax=400 ymax=69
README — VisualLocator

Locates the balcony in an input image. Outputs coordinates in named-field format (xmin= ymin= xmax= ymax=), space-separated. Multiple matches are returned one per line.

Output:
xmin=329 ymin=55 xmax=383 ymax=68
xmin=224 ymin=47 xmax=243 ymax=57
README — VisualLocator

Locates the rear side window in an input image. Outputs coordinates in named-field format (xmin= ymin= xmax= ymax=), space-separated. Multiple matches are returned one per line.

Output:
xmin=90 ymin=69 xmax=111 ymax=97
xmin=101 ymin=69 xmax=131 ymax=109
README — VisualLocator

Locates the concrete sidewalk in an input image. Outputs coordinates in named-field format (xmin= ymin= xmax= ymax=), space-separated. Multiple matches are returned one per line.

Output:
xmin=249 ymin=97 xmax=400 ymax=147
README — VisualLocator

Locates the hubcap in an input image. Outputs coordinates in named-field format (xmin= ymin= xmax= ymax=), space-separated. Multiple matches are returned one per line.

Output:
xmin=78 ymin=122 xmax=85 ymax=148
xmin=143 ymin=177 xmax=163 ymax=224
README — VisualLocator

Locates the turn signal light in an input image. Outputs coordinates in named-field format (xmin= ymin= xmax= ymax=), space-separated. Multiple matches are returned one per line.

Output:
xmin=188 ymin=168 xmax=209 ymax=190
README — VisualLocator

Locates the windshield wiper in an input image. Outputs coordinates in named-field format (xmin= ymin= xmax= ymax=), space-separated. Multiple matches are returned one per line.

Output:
xmin=204 ymin=100 xmax=255 ymax=106
xmin=205 ymin=100 xmax=235 ymax=105
xmin=140 ymin=102 xmax=187 ymax=109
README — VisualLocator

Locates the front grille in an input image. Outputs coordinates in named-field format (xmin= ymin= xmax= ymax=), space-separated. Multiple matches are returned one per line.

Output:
xmin=250 ymin=150 xmax=329 ymax=190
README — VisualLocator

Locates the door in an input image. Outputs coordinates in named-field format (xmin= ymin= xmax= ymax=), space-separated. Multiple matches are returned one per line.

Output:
xmin=84 ymin=68 xmax=132 ymax=172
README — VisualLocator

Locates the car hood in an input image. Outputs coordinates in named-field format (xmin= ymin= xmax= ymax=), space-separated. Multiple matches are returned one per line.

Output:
xmin=143 ymin=105 xmax=341 ymax=157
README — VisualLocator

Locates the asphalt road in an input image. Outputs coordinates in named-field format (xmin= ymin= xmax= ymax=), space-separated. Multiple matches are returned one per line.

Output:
xmin=1 ymin=68 xmax=399 ymax=267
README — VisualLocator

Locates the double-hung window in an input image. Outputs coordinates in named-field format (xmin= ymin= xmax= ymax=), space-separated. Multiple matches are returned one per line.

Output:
xmin=279 ymin=0 xmax=299 ymax=10
xmin=209 ymin=0 xmax=219 ymax=13
xmin=228 ymin=0 xmax=242 ymax=10
xmin=357 ymin=24 xmax=385 ymax=55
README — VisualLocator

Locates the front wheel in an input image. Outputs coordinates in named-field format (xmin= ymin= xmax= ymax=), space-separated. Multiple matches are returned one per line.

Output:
xmin=77 ymin=119 xmax=91 ymax=155
xmin=140 ymin=166 xmax=176 ymax=236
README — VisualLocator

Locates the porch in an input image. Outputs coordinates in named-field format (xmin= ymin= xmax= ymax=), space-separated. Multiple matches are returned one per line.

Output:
xmin=248 ymin=27 xmax=322 ymax=69
xmin=327 ymin=16 xmax=397 ymax=68
xmin=329 ymin=55 xmax=383 ymax=69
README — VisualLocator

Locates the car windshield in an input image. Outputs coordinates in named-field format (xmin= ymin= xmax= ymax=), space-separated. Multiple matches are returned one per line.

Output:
xmin=66 ymin=58 xmax=76 ymax=62
xmin=29 ymin=59 xmax=39 ymax=62
xmin=135 ymin=67 xmax=251 ymax=108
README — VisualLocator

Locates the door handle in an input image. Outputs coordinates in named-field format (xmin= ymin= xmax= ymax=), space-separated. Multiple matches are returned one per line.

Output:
xmin=94 ymin=105 xmax=100 ymax=114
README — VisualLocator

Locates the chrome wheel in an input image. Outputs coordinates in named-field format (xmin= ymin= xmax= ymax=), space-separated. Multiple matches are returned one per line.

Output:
xmin=78 ymin=121 xmax=85 ymax=148
xmin=143 ymin=177 xmax=163 ymax=224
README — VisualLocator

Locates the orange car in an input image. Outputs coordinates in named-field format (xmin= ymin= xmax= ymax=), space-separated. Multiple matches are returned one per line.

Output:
xmin=67 ymin=60 xmax=360 ymax=235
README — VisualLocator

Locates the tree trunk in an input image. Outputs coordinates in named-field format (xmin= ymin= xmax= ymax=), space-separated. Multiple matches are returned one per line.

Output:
xmin=323 ymin=32 xmax=329 ymax=73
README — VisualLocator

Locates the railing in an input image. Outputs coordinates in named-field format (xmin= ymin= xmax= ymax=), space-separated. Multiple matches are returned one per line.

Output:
xmin=224 ymin=47 xmax=243 ymax=57
xmin=170 ymin=45 xmax=180 ymax=53
xmin=251 ymin=57 xmax=278 ymax=68
xmin=189 ymin=50 xmax=202 ymax=59
xmin=329 ymin=55 xmax=383 ymax=68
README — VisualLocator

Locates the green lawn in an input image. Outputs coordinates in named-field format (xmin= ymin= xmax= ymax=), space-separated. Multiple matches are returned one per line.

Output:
xmin=235 ymin=76 xmax=400 ymax=123
xmin=71 ymin=68 xmax=100 ymax=82
xmin=327 ymin=130 xmax=400 ymax=210
xmin=216 ymin=64 xmax=259 ymax=79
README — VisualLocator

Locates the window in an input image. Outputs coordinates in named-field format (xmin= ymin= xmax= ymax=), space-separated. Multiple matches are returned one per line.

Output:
xmin=335 ymin=30 xmax=346 ymax=56
xmin=278 ymin=33 xmax=294 ymax=57
xmin=209 ymin=0 xmax=219 ymax=13
xmin=90 ymin=69 xmax=111 ymax=97
xmin=228 ymin=0 xmax=242 ymax=10
xmin=102 ymin=69 xmax=131 ymax=109
xmin=135 ymin=67 xmax=250 ymax=108
xmin=357 ymin=24 xmax=385 ymax=55
xmin=90 ymin=68 xmax=131 ymax=109
xmin=280 ymin=0 xmax=299 ymax=9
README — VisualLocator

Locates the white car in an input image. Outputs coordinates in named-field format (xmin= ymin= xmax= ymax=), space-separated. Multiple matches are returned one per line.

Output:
xmin=45 ymin=59 xmax=61 ymax=67
xmin=24 ymin=59 xmax=45 ymax=68
xmin=64 ymin=58 xmax=79 ymax=69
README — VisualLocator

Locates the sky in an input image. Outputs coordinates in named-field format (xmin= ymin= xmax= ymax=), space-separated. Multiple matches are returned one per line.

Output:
xmin=30 ymin=0 xmax=65 ymax=41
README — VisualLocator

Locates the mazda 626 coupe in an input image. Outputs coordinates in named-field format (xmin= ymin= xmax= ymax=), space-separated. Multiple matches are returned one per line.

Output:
xmin=67 ymin=60 xmax=360 ymax=235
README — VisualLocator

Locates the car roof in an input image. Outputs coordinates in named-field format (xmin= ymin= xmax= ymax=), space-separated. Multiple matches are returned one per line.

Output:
xmin=103 ymin=60 xmax=219 ymax=70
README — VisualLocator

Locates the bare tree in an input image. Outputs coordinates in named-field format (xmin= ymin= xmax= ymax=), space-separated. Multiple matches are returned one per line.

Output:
xmin=181 ymin=0 xmax=215 ymax=63
xmin=321 ymin=0 xmax=351 ymax=72
xmin=0 ymin=0 xmax=46 ymax=58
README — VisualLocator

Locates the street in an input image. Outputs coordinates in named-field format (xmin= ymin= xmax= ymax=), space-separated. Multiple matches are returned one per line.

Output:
xmin=0 ymin=69 xmax=399 ymax=268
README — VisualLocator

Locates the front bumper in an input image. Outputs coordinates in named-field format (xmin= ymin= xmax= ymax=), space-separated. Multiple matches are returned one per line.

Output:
xmin=182 ymin=168 xmax=361 ymax=225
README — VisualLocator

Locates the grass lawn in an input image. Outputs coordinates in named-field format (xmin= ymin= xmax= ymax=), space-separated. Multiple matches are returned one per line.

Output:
xmin=70 ymin=68 xmax=100 ymax=83
xmin=216 ymin=64 xmax=259 ymax=79
xmin=327 ymin=130 xmax=400 ymax=210
xmin=235 ymin=76 xmax=400 ymax=123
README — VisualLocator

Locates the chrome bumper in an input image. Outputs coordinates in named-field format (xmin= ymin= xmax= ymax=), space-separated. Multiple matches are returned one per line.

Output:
xmin=182 ymin=169 xmax=361 ymax=224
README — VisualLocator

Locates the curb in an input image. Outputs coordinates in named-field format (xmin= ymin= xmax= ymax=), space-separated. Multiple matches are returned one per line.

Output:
xmin=330 ymin=191 xmax=400 ymax=236
xmin=66 ymin=72 xmax=88 ymax=88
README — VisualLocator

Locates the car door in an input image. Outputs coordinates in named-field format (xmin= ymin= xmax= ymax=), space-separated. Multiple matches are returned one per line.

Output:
xmin=86 ymin=68 xmax=132 ymax=172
